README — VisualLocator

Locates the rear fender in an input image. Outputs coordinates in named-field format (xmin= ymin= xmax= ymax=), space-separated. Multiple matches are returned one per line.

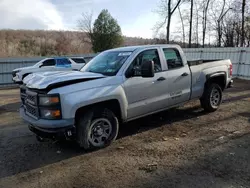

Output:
xmin=205 ymin=71 xmax=227 ymax=90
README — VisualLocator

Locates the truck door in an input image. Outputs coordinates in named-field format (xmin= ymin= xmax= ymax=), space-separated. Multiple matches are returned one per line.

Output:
xmin=161 ymin=48 xmax=191 ymax=107
xmin=39 ymin=59 xmax=56 ymax=70
xmin=123 ymin=48 xmax=169 ymax=119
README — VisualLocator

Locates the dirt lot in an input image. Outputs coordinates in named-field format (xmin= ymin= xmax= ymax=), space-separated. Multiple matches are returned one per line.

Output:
xmin=0 ymin=79 xmax=250 ymax=188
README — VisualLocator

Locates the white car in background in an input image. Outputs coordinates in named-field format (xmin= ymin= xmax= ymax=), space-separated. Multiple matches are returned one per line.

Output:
xmin=12 ymin=57 xmax=89 ymax=84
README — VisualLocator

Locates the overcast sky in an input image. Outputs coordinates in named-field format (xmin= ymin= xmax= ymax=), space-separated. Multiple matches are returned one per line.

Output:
xmin=0 ymin=0 xmax=167 ymax=38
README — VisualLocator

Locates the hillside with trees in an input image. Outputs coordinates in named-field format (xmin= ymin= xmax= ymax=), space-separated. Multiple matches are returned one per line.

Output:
xmin=0 ymin=29 xmax=173 ymax=58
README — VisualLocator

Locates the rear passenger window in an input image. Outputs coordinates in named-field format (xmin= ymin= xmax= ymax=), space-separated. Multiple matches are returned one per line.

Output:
xmin=163 ymin=48 xmax=183 ymax=70
xmin=55 ymin=58 xmax=72 ymax=67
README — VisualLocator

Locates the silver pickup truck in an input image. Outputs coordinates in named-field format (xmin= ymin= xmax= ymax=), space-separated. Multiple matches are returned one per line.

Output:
xmin=20 ymin=45 xmax=233 ymax=149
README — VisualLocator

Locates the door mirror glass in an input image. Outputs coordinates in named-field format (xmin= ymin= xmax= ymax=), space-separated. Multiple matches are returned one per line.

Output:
xmin=141 ymin=61 xmax=154 ymax=78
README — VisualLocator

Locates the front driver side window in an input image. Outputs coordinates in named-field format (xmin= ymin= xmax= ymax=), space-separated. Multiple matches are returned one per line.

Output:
xmin=128 ymin=49 xmax=162 ymax=76
xmin=41 ymin=59 xmax=56 ymax=67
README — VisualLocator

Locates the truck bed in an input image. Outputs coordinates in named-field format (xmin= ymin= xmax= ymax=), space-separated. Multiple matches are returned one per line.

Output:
xmin=188 ymin=58 xmax=232 ymax=100
xmin=188 ymin=59 xmax=223 ymax=66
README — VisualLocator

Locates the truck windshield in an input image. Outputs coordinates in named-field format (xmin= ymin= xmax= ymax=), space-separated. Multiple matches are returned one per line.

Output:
xmin=82 ymin=51 xmax=132 ymax=76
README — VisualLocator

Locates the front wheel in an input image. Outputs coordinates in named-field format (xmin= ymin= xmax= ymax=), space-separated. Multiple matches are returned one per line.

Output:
xmin=200 ymin=83 xmax=222 ymax=112
xmin=76 ymin=108 xmax=119 ymax=150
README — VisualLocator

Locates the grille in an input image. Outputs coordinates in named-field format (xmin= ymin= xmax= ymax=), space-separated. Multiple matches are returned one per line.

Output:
xmin=25 ymin=103 xmax=39 ymax=119
xmin=20 ymin=87 xmax=26 ymax=94
xmin=20 ymin=87 xmax=27 ymax=105
xmin=27 ymin=95 xmax=36 ymax=104
xmin=20 ymin=86 xmax=39 ymax=119
xmin=26 ymin=90 xmax=38 ymax=105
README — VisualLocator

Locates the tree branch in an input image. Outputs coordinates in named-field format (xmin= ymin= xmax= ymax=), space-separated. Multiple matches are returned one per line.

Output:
xmin=153 ymin=16 xmax=168 ymax=36
xmin=77 ymin=11 xmax=93 ymax=35
xmin=171 ymin=0 xmax=182 ymax=15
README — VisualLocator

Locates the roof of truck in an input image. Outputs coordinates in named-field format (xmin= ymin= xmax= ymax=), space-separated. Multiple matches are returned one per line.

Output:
xmin=109 ymin=44 xmax=180 ymax=52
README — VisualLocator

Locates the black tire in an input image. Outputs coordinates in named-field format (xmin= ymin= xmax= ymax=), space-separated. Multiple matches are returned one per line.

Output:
xmin=200 ymin=83 xmax=222 ymax=112
xmin=76 ymin=107 xmax=119 ymax=150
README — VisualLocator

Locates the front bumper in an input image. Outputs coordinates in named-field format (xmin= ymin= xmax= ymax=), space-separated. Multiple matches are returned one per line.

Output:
xmin=28 ymin=124 xmax=75 ymax=139
xmin=20 ymin=107 xmax=75 ymax=138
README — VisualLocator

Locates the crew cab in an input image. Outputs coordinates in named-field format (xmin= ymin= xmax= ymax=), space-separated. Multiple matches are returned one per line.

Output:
xmin=12 ymin=57 xmax=89 ymax=84
xmin=19 ymin=45 xmax=233 ymax=150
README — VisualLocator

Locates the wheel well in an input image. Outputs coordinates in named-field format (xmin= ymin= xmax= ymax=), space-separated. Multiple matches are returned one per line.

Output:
xmin=75 ymin=99 xmax=122 ymax=122
xmin=206 ymin=75 xmax=226 ymax=90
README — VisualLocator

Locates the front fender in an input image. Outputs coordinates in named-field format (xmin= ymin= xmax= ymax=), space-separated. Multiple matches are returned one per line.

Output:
xmin=60 ymin=85 xmax=128 ymax=121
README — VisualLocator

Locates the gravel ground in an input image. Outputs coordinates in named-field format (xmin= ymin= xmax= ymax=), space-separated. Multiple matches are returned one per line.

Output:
xmin=0 ymin=79 xmax=250 ymax=188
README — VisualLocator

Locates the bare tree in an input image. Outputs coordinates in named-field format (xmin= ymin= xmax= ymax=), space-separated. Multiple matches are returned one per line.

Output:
xmin=217 ymin=0 xmax=226 ymax=47
xmin=241 ymin=0 xmax=246 ymax=46
xmin=202 ymin=0 xmax=211 ymax=48
xmin=55 ymin=32 xmax=71 ymax=55
xmin=178 ymin=5 xmax=185 ymax=46
xmin=77 ymin=11 xmax=93 ymax=44
xmin=246 ymin=17 xmax=250 ymax=46
xmin=154 ymin=0 xmax=182 ymax=43
xmin=194 ymin=1 xmax=200 ymax=47
xmin=166 ymin=0 xmax=182 ymax=42
xmin=221 ymin=4 xmax=242 ymax=48
xmin=188 ymin=0 xmax=193 ymax=47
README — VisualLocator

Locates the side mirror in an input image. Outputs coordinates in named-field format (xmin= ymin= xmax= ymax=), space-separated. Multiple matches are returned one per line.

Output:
xmin=141 ymin=61 xmax=154 ymax=78
xmin=39 ymin=64 xmax=43 ymax=68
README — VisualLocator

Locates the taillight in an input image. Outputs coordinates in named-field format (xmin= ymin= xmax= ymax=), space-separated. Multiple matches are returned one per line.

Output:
xmin=230 ymin=64 xmax=233 ymax=76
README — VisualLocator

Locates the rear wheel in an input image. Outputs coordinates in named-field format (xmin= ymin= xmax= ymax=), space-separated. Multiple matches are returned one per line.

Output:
xmin=76 ymin=107 xmax=119 ymax=150
xmin=200 ymin=83 xmax=222 ymax=112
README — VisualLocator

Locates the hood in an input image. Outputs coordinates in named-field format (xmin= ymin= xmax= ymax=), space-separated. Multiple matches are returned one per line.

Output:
xmin=23 ymin=71 xmax=105 ymax=90
xmin=13 ymin=66 xmax=34 ymax=72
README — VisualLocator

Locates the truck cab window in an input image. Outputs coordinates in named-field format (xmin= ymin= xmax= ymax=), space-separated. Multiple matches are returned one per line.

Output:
xmin=163 ymin=48 xmax=183 ymax=70
xmin=41 ymin=59 xmax=56 ymax=67
xmin=129 ymin=49 xmax=162 ymax=76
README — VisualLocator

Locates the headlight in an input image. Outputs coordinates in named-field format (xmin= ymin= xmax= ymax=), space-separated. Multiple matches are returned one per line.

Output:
xmin=39 ymin=96 xmax=60 ymax=106
xmin=40 ymin=109 xmax=61 ymax=119
xmin=38 ymin=94 xmax=61 ymax=119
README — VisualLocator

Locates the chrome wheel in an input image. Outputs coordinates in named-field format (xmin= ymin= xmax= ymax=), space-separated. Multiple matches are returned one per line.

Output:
xmin=210 ymin=87 xmax=221 ymax=108
xmin=88 ymin=118 xmax=112 ymax=147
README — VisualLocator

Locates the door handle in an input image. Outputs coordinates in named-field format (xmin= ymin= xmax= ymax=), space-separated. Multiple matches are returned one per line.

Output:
xmin=157 ymin=77 xmax=166 ymax=81
xmin=181 ymin=72 xmax=189 ymax=76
